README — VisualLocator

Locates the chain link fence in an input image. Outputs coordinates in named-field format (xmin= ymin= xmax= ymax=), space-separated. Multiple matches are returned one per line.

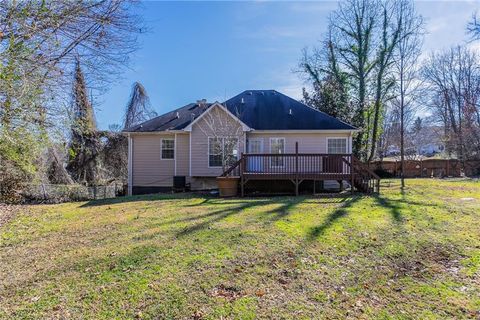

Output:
xmin=21 ymin=183 xmax=125 ymax=203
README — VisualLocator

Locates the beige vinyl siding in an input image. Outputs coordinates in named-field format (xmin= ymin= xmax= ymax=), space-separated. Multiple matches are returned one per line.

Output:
xmin=132 ymin=134 xmax=175 ymax=187
xmin=176 ymin=133 xmax=190 ymax=177
xmin=190 ymin=105 xmax=246 ymax=177
xmin=246 ymin=132 xmax=351 ymax=154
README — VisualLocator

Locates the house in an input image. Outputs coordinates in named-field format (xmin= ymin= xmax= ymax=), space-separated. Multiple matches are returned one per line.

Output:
xmin=124 ymin=90 xmax=379 ymax=195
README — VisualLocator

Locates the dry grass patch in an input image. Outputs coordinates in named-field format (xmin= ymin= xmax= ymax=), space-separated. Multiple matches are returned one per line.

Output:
xmin=1 ymin=179 xmax=480 ymax=319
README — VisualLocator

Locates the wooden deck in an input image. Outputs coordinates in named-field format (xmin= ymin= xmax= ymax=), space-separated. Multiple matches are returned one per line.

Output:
xmin=220 ymin=147 xmax=380 ymax=196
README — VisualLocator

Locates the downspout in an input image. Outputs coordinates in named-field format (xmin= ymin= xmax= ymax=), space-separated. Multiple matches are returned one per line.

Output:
xmin=127 ymin=133 xmax=133 ymax=196
xmin=174 ymin=133 xmax=177 ymax=176
xmin=189 ymin=132 xmax=192 ymax=177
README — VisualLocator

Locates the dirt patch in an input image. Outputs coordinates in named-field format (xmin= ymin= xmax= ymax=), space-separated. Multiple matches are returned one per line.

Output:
xmin=390 ymin=243 xmax=461 ymax=279
xmin=0 ymin=204 xmax=23 ymax=228
xmin=210 ymin=284 xmax=244 ymax=301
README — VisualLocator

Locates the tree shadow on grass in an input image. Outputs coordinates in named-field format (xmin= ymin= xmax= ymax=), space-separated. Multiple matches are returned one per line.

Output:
xmin=79 ymin=192 xmax=208 ymax=208
xmin=307 ymin=196 xmax=363 ymax=240
xmin=142 ymin=199 xmax=274 ymax=230
xmin=373 ymin=196 xmax=404 ymax=223
xmin=263 ymin=197 xmax=306 ymax=222
xmin=175 ymin=200 xmax=277 ymax=237
xmin=372 ymin=189 xmax=435 ymax=224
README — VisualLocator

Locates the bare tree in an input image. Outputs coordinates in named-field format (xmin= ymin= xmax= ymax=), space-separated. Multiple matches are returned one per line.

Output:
xmin=0 ymin=1 xmax=143 ymax=197
xmin=123 ymin=82 xmax=157 ymax=130
xmin=367 ymin=0 xmax=406 ymax=162
xmin=467 ymin=12 xmax=480 ymax=41
xmin=392 ymin=0 xmax=424 ymax=189
xmin=422 ymin=46 xmax=480 ymax=164
xmin=329 ymin=0 xmax=379 ymax=159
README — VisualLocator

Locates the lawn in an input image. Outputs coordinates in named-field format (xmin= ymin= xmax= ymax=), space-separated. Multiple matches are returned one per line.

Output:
xmin=1 ymin=179 xmax=479 ymax=319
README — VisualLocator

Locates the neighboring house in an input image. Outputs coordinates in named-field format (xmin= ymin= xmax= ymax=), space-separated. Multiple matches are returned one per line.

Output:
xmin=419 ymin=143 xmax=444 ymax=157
xmin=124 ymin=90 xmax=376 ymax=195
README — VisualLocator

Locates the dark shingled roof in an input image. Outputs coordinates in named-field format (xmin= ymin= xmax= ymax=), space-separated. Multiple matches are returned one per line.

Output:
xmin=125 ymin=90 xmax=356 ymax=132
xmin=125 ymin=102 xmax=213 ymax=132
xmin=224 ymin=90 xmax=355 ymax=130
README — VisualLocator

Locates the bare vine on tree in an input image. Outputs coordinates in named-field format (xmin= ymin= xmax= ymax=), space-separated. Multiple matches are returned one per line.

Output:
xmin=123 ymin=82 xmax=157 ymax=130
xmin=66 ymin=59 xmax=101 ymax=185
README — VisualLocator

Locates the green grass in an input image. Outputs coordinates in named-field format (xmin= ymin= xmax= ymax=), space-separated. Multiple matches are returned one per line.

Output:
xmin=1 ymin=179 xmax=480 ymax=319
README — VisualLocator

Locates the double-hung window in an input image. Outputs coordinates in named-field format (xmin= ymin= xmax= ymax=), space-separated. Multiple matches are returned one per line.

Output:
xmin=208 ymin=137 xmax=238 ymax=167
xmin=327 ymin=138 xmax=347 ymax=154
xmin=270 ymin=138 xmax=285 ymax=167
xmin=161 ymin=138 xmax=175 ymax=159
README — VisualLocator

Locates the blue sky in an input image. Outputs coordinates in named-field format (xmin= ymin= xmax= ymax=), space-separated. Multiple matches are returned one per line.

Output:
xmin=95 ymin=1 xmax=480 ymax=129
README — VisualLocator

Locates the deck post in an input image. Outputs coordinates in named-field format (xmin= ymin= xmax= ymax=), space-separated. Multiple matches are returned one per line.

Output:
xmin=350 ymin=155 xmax=355 ymax=194
xmin=240 ymin=153 xmax=244 ymax=197
xmin=295 ymin=142 xmax=299 ymax=196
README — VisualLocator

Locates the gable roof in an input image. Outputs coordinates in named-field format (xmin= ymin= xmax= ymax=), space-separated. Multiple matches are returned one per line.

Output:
xmin=124 ymin=90 xmax=356 ymax=133
xmin=183 ymin=102 xmax=251 ymax=132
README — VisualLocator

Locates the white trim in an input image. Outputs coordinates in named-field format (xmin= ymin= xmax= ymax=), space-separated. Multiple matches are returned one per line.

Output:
xmin=248 ymin=138 xmax=264 ymax=153
xmin=127 ymin=134 xmax=133 ymax=196
xmin=207 ymin=136 xmax=240 ymax=168
xmin=174 ymin=133 xmax=177 ymax=175
xmin=348 ymin=133 xmax=353 ymax=153
xmin=243 ymin=132 xmax=247 ymax=156
xmin=269 ymin=137 xmax=286 ymax=168
xmin=183 ymin=102 xmax=252 ymax=132
xmin=189 ymin=133 xmax=192 ymax=176
xmin=123 ymin=131 xmax=187 ymax=135
xmin=250 ymin=129 xmax=358 ymax=134
xmin=326 ymin=137 xmax=348 ymax=154
xmin=160 ymin=138 xmax=175 ymax=160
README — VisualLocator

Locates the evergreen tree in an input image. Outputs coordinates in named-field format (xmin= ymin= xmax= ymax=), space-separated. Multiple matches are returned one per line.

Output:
xmin=66 ymin=59 xmax=100 ymax=185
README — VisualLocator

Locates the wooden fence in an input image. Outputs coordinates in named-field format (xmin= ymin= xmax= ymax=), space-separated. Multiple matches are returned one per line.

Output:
xmin=369 ymin=159 xmax=480 ymax=178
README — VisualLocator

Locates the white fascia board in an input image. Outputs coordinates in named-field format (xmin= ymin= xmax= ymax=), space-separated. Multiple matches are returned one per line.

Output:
xmin=249 ymin=129 xmax=359 ymax=134
xmin=124 ymin=130 xmax=187 ymax=135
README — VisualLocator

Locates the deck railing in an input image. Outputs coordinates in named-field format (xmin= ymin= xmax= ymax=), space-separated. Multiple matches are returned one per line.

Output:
xmin=221 ymin=154 xmax=352 ymax=177
xmin=241 ymin=153 xmax=352 ymax=178
xmin=220 ymin=152 xmax=380 ymax=195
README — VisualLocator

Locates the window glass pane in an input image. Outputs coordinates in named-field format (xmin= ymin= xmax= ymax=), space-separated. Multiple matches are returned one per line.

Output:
xmin=270 ymin=138 xmax=285 ymax=166
xmin=209 ymin=154 xmax=222 ymax=167
xmin=224 ymin=138 xmax=238 ymax=167
xmin=161 ymin=139 xmax=175 ymax=159
xmin=328 ymin=138 xmax=347 ymax=154
xmin=209 ymin=137 xmax=238 ymax=167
